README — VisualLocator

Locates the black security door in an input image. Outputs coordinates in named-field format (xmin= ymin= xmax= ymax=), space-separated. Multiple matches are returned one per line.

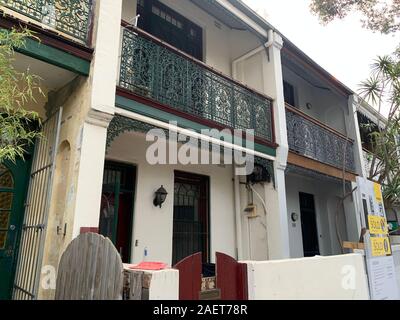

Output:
xmin=299 ymin=192 xmax=320 ymax=257
xmin=172 ymin=171 xmax=209 ymax=265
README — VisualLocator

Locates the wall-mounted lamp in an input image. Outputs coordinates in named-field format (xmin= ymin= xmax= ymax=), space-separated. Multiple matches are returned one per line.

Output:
xmin=153 ymin=185 xmax=168 ymax=208
xmin=291 ymin=212 xmax=299 ymax=222
xmin=306 ymin=102 xmax=313 ymax=110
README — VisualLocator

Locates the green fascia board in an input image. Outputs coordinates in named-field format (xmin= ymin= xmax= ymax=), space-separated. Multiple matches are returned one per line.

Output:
xmin=16 ymin=36 xmax=90 ymax=76
xmin=115 ymin=94 xmax=276 ymax=158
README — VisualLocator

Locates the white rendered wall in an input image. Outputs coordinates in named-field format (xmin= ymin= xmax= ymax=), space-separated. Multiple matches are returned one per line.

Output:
xmin=238 ymin=178 xmax=276 ymax=261
xmin=107 ymin=131 xmax=237 ymax=266
xmin=245 ymin=254 xmax=369 ymax=300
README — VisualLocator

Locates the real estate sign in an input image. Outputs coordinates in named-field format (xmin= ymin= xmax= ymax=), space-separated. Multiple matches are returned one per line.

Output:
xmin=356 ymin=177 xmax=400 ymax=300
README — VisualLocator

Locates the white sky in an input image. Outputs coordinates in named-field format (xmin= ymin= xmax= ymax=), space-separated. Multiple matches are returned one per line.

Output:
xmin=243 ymin=0 xmax=399 ymax=116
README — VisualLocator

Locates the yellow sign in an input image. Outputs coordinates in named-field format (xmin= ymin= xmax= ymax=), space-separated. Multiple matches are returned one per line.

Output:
xmin=373 ymin=182 xmax=383 ymax=202
xmin=371 ymin=237 xmax=391 ymax=257
xmin=368 ymin=215 xmax=388 ymax=235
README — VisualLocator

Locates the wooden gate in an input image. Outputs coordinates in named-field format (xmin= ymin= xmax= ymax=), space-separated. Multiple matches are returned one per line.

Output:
xmin=173 ymin=252 xmax=202 ymax=300
xmin=55 ymin=233 xmax=123 ymax=300
xmin=173 ymin=252 xmax=248 ymax=300
xmin=216 ymin=252 xmax=248 ymax=300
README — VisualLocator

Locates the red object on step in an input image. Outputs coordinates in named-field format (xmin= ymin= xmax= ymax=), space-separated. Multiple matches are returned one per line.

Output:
xmin=129 ymin=262 xmax=168 ymax=270
xmin=80 ymin=227 xmax=99 ymax=234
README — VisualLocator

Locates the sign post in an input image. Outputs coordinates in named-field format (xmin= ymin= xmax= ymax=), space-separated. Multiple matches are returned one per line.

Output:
xmin=356 ymin=177 xmax=399 ymax=300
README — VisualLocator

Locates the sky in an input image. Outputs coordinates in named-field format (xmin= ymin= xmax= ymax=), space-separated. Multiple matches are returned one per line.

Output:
xmin=243 ymin=0 xmax=399 ymax=116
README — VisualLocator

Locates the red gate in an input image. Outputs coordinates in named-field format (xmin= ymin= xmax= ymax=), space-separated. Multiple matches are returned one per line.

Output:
xmin=173 ymin=252 xmax=202 ymax=300
xmin=216 ymin=252 xmax=248 ymax=300
xmin=173 ymin=252 xmax=248 ymax=300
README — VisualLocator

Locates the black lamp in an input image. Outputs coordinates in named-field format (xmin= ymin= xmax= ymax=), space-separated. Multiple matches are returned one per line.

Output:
xmin=153 ymin=185 xmax=168 ymax=208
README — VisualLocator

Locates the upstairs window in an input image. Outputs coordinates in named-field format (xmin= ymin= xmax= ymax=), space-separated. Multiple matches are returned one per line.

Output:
xmin=137 ymin=0 xmax=203 ymax=61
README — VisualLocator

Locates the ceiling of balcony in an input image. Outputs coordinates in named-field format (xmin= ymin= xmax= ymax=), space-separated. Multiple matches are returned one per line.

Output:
xmin=190 ymin=0 xmax=248 ymax=30
xmin=281 ymin=50 xmax=341 ymax=97
xmin=12 ymin=52 xmax=77 ymax=91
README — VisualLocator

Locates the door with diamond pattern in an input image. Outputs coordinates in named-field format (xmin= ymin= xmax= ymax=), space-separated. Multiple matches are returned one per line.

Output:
xmin=0 ymin=159 xmax=31 ymax=299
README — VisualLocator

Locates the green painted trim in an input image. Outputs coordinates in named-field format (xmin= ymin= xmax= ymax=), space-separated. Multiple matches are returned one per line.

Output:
xmin=0 ymin=156 xmax=32 ymax=300
xmin=115 ymin=95 xmax=276 ymax=157
xmin=15 ymin=36 xmax=90 ymax=76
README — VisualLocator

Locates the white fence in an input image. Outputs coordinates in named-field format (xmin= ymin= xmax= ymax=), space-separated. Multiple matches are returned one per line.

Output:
xmin=244 ymin=254 xmax=370 ymax=300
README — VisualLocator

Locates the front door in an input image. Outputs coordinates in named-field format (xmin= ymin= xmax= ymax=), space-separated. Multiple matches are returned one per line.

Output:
xmin=172 ymin=171 xmax=209 ymax=266
xmin=99 ymin=161 xmax=136 ymax=263
xmin=299 ymin=192 xmax=320 ymax=257
xmin=0 ymin=159 xmax=31 ymax=299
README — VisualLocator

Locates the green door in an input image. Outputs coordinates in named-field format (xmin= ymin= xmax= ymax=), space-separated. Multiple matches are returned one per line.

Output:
xmin=0 ymin=159 xmax=31 ymax=300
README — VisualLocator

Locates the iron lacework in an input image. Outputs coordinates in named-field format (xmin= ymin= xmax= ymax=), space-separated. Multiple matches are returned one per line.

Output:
xmin=286 ymin=108 xmax=355 ymax=172
xmin=119 ymin=27 xmax=274 ymax=142
xmin=0 ymin=0 xmax=92 ymax=44
xmin=106 ymin=115 xmax=274 ymax=182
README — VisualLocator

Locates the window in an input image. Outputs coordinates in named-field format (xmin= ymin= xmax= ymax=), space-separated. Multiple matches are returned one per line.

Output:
xmin=284 ymin=81 xmax=296 ymax=107
xmin=151 ymin=5 xmax=183 ymax=29
xmin=0 ymin=164 xmax=14 ymax=250
xmin=137 ymin=0 xmax=203 ymax=61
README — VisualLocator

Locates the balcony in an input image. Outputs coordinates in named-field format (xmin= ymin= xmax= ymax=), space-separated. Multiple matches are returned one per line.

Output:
xmin=286 ymin=104 xmax=355 ymax=172
xmin=0 ymin=0 xmax=93 ymax=45
xmin=118 ymin=25 xmax=275 ymax=144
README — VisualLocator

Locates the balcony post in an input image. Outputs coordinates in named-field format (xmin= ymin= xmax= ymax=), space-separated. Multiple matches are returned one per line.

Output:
xmin=261 ymin=31 xmax=291 ymax=259
xmin=71 ymin=0 xmax=123 ymax=237
xmin=345 ymin=95 xmax=365 ymax=239
xmin=349 ymin=95 xmax=367 ymax=178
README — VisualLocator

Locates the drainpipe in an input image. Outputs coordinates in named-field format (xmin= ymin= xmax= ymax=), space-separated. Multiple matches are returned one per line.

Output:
xmin=232 ymin=29 xmax=274 ymax=79
xmin=233 ymin=164 xmax=243 ymax=260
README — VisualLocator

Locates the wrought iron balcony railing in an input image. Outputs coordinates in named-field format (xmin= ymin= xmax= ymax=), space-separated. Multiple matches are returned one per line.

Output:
xmin=286 ymin=104 xmax=355 ymax=172
xmin=0 ymin=0 xmax=92 ymax=44
xmin=118 ymin=25 xmax=274 ymax=143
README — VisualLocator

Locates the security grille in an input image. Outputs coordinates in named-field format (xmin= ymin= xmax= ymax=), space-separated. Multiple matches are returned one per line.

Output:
xmin=12 ymin=108 xmax=62 ymax=300
xmin=172 ymin=172 xmax=209 ymax=265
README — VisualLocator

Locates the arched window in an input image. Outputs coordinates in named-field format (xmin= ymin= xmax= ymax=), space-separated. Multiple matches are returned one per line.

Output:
xmin=0 ymin=164 xmax=14 ymax=189
xmin=0 ymin=164 xmax=14 ymax=249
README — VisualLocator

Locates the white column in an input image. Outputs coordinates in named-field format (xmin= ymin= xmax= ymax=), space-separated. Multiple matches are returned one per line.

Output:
xmin=71 ymin=0 xmax=122 ymax=236
xmin=347 ymin=95 xmax=366 ymax=177
xmin=262 ymin=32 xmax=290 ymax=259
xmin=90 ymin=0 xmax=122 ymax=116
xmin=72 ymin=114 xmax=112 ymax=236
xmin=346 ymin=95 xmax=365 ymax=237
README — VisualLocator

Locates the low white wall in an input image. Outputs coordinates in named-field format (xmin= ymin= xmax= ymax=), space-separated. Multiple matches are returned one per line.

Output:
xmin=245 ymin=253 xmax=370 ymax=300
xmin=147 ymin=269 xmax=179 ymax=300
